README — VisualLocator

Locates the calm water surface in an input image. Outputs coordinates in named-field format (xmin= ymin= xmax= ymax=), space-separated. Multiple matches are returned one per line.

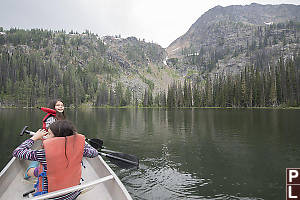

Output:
xmin=0 ymin=108 xmax=300 ymax=200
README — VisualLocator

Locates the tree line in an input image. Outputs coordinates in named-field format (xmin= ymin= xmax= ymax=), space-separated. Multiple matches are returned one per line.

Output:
xmin=1 ymin=48 xmax=298 ymax=108
xmin=0 ymin=27 xmax=299 ymax=108
xmin=0 ymin=48 xmax=138 ymax=107
xmin=142 ymin=57 xmax=300 ymax=108
xmin=0 ymin=28 xmax=133 ymax=107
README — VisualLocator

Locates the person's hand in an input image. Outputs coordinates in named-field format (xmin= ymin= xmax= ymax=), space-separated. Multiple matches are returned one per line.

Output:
xmin=30 ymin=129 xmax=48 ymax=141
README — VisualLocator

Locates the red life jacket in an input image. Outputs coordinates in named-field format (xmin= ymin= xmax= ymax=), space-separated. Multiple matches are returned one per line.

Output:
xmin=40 ymin=107 xmax=57 ymax=130
xmin=35 ymin=134 xmax=85 ymax=194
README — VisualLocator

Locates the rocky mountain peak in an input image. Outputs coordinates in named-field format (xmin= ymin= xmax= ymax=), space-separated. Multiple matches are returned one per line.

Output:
xmin=168 ymin=3 xmax=300 ymax=58
xmin=166 ymin=3 xmax=300 ymax=81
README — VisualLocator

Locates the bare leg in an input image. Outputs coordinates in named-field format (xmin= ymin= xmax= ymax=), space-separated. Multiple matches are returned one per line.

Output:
xmin=24 ymin=161 xmax=39 ymax=179
xmin=26 ymin=168 xmax=35 ymax=177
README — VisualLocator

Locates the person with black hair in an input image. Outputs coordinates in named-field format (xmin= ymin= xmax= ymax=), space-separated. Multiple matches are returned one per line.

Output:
xmin=38 ymin=99 xmax=65 ymax=131
xmin=23 ymin=99 xmax=67 ymax=180
xmin=13 ymin=120 xmax=98 ymax=199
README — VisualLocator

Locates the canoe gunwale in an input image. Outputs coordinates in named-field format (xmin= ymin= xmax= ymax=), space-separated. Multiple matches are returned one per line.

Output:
xmin=0 ymin=157 xmax=16 ymax=178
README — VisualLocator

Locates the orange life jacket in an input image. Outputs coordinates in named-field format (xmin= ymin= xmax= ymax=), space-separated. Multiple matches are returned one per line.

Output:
xmin=35 ymin=134 xmax=85 ymax=194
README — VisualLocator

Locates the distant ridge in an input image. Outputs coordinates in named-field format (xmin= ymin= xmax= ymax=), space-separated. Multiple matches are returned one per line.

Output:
xmin=166 ymin=3 xmax=300 ymax=78
xmin=167 ymin=3 xmax=300 ymax=57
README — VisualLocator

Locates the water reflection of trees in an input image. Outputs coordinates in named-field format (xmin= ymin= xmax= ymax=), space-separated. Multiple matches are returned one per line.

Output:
xmin=0 ymin=108 xmax=43 ymax=170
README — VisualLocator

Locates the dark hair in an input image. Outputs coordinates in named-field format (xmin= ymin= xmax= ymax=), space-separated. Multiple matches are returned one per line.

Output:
xmin=48 ymin=99 xmax=65 ymax=120
xmin=49 ymin=120 xmax=76 ymax=137
xmin=49 ymin=120 xmax=77 ymax=167
xmin=48 ymin=99 xmax=62 ymax=110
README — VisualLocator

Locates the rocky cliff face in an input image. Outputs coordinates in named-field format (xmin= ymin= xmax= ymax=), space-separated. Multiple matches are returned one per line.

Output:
xmin=166 ymin=3 xmax=300 ymax=79
xmin=100 ymin=36 xmax=176 ymax=98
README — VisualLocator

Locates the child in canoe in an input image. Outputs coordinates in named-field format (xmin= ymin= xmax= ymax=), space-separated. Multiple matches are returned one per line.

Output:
xmin=13 ymin=120 xmax=98 ymax=199
xmin=23 ymin=99 xmax=66 ymax=180
xmin=38 ymin=99 xmax=65 ymax=131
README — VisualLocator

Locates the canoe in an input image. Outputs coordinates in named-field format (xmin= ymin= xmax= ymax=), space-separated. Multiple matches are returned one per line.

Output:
xmin=0 ymin=141 xmax=132 ymax=200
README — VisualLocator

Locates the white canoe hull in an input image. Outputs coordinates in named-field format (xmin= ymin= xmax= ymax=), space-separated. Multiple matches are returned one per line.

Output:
xmin=0 ymin=142 xmax=132 ymax=200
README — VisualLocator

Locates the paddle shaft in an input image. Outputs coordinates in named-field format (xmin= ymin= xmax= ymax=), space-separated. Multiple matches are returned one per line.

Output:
xmin=24 ymin=130 xmax=36 ymax=136
xmin=19 ymin=126 xmax=139 ymax=167
xmin=23 ymin=189 xmax=35 ymax=197
xmin=99 ymin=152 xmax=138 ymax=166
xmin=87 ymin=138 xmax=139 ymax=167
xmin=21 ymin=129 xmax=48 ymax=139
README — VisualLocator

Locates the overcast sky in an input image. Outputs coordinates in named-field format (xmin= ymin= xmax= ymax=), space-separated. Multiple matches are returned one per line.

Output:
xmin=0 ymin=0 xmax=299 ymax=47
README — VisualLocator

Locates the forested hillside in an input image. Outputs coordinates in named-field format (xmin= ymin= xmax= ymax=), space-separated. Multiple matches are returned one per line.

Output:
xmin=165 ymin=3 xmax=300 ymax=107
xmin=0 ymin=28 xmax=177 ymax=107
xmin=166 ymin=57 xmax=300 ymax=107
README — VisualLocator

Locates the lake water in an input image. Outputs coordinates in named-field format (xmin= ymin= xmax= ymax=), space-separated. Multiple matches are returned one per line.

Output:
xmin=0 ymin=108 xmax=299 ymax=199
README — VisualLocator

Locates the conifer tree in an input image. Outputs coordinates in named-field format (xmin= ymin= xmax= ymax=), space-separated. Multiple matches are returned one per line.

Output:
xmin=160 ymin=90 xmax=166 ymax=107
xmin=167 ymin=83 xmax=176 ymax=108
xmin=205 ymin=76 xmax=212 ymax=106
xmin=109 ymin=86 xmax=115 ymax=106
xmin=143 ymin=89 xmax=148 ymax=107
xmin=148 ymin=89 xmax=153 ymax=106
xmin=177 ymin=82 xmax=184 ymax=107
xmin=240 ymin=69 xmax=247 ymax=107
xmin=193 ymin=83 xmax=200 ymax=107
xmin=124 ymin=87 xmax=132 ymax=106
xmin=115 ymin=82 xmax=123 ymax=106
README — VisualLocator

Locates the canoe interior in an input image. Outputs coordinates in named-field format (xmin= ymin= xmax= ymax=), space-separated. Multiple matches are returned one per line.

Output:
xmin=0 ymin=141 xmax=132 ymax=200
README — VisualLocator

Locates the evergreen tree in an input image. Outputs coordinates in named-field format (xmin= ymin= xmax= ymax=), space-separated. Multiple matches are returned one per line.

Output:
xmin=167 ymin=83 xmax=176 ymax=108
xmin=193 ymin=83 xmax=200 ymax=107
xmin=109 ymin=86 xmax=115 ymax=106
xmin=115 ymin=82 xmax=123 ymax=106
xmin=160 ymin=90 xmax=167 ymax=107
xmin=177 ymin=82 xmax=184 ymax=107
xmin=240 ymin=69 xmax=247 ymax=107
xmin=124 ymin=87 xmax=132 ymax=106
xmin=205 ymin=76 xmax=212 ymax=106
xmin=143 ymin=89 xmax=148 ymax=107
xmin=148 ymin=89 xmax=153 ymax=106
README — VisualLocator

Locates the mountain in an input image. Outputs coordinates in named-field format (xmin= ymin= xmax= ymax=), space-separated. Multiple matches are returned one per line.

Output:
xmin=166 ymin=3 xmax=300 ymax=78
xmin=0 ymin=3 xmax=299 ymax=107
xmin=0 ymin=29 xmax=181 ymax=107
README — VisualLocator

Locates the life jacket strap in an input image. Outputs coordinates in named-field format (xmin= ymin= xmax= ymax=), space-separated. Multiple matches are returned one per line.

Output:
xmin=81 ymin=161 xmax=86 ymax=168
xmin=33 ymin=166 xmax=48 ymax=196
xmin=33 ymin=191 xmax=48 ymax=196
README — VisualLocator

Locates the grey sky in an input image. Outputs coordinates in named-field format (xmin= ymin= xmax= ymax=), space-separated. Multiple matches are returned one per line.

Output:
xmin=0 ymin=0 xmax=300 ymax=47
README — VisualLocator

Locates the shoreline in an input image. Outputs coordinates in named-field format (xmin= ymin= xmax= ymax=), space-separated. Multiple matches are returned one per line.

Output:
xmin=0 ymin=105 xmax=299 ymax=110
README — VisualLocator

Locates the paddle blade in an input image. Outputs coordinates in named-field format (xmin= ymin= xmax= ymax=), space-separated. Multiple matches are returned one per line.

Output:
xmin=107 ymin=157 xmax=137 ymax=169
xmin=100 ymin=151 xmax=139 ymax=169
xmin=87 ymin=138 xmax=139 ymax=168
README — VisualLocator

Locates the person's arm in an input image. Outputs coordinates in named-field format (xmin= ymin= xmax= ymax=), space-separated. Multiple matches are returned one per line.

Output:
xmin=12 ymin=129 xmax=48 ymax=161
xmin=83 ymin=142 xmax=98 ymax=158
xmin=12 ymin=139 xmax=37 ymax=160
xmin=40 ymin=107 xmax=56 ymax=115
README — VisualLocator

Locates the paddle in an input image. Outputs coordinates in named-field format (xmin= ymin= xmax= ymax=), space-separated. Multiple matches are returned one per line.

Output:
xmin=86 ymin=138 xmax=139 ymax=168
xmin=19 ymin=126 xmax=139 ymax=168
xmin=19 ymin=126 xmax=36 ymax=136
